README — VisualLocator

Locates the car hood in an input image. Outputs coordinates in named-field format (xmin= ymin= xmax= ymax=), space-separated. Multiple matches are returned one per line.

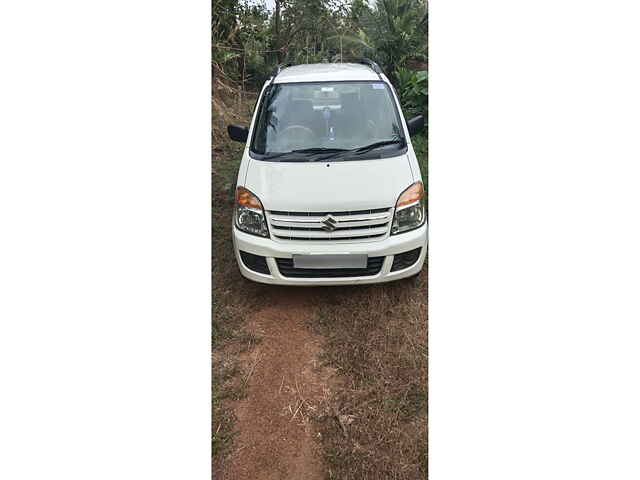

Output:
xmin=244 ymin=155 xmax=415 ymax=212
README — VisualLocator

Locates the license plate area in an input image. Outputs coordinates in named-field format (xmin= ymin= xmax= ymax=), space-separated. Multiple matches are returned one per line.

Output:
xmin=292 ymin=254 xmax=368 ymax=269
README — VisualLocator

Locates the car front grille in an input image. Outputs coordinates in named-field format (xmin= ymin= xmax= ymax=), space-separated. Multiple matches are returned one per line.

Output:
xmin=268 ymin=208 xmax=392 ymax=242
xmin=275 ymin=256 xmax=385 ymax=278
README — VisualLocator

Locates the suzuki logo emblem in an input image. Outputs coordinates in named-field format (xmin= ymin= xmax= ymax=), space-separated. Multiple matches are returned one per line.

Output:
xmin=321 ymin=214 xmax=338 ymax=232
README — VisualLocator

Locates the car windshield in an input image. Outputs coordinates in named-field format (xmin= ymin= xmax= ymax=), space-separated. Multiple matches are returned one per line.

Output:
xmin=250 ymin=81 xmax=405 ymax=160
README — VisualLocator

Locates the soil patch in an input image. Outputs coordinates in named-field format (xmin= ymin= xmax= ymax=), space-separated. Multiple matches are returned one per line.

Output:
xmin=219 ymin=290 xmax=335 ymax=480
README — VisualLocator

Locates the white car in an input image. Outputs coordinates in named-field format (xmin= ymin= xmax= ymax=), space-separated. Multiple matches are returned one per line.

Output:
xmin=227 ymin=60 xmax=427 ymax=285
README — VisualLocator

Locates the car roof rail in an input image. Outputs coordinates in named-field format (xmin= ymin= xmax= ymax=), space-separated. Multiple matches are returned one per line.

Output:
xmin=353 ymin=58 xmax=382 ymax=75
xmin=272 ymin=63 xmax=292 ymax=79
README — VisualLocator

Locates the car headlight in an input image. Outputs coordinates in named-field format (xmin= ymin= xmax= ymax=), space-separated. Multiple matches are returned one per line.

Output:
xmin=234 ymin=186 xmax=269 ymax=237
xmin=391 ymin=182 xmax=426 ymax=235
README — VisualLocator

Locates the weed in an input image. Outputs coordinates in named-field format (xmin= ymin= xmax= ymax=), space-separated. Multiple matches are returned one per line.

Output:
xmin=212 ymin=92 xmax=263 ymax=465
xmin=307 ymin=276 xmax=428 ymax=480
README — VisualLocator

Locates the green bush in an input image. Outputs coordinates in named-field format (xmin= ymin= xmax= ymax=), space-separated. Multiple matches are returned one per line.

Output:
xmin=395 ymin=67 xmax=427 ymax=119
xmin=394 ymin=67 xmax=428 ymax=185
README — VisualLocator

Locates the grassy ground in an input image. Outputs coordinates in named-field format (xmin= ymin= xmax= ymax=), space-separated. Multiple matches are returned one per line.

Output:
xmin=306 ymin=278 xmax=428 ymax=479
xmin=212 ymin=91 xmax=428 ymax=479
xmin=212 ymin=93 xmax=265 ymax=461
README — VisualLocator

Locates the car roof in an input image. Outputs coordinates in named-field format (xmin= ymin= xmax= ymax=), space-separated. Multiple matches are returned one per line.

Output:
xmin=273 ymin=63 xmax=381 ymax=84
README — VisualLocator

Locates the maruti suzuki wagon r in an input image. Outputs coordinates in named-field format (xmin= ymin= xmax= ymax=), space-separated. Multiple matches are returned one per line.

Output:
xmin=226 ymin=60 xmax=427 ymax=285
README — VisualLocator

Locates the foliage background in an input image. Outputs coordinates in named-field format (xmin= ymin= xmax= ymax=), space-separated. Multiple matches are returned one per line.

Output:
xmin=213 ymin=0 xmax=428 ymax=158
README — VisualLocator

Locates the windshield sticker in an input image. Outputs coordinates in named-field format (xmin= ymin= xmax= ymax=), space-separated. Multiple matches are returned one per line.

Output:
xmin=372 ymin=84 xmax=385 ymax=89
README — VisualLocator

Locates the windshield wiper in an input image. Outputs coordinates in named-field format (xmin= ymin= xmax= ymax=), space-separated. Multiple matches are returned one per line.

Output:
xmin=292 ymin=147 xmax=349 ymax=154
xmin=351 ymin=139 xmax=405 ymax=154
xmin=260 ymin=147 xmax=349 ymax=161
xmin=260 ymin=141 xmax=403 ymax=161
xmin=314 ymin=139 xmax=406 ymax=161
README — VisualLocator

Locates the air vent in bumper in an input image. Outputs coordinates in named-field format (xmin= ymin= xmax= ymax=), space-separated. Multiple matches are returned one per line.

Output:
xmin=275 ymin=256 xmax=385 ymax=278
xmin=390 ymin=247 xmax=422 ymax=272
xmin=239 ymin=251 xmax=270 ymax=275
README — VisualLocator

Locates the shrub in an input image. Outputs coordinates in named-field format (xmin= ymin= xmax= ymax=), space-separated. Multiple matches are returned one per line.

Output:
xmin=395 ymin=67 xmax=427 ymax=120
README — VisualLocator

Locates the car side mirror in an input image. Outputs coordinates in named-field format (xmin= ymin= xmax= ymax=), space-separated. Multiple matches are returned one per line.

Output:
xmin=227 ymin=124 xmax=249 ymax=143
xmin=407 ymin=115 xmax=425 ymax=137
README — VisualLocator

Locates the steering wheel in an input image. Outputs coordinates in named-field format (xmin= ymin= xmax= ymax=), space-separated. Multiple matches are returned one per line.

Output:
xmin=278 ymin=125 xmax=317 ymax=149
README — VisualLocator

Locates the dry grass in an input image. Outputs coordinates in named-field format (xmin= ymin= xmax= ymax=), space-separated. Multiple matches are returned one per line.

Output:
xmin=306 ymin=278 xmax=428 ymax=479
xmin=212 ymin=85 xmax=265 ymax=462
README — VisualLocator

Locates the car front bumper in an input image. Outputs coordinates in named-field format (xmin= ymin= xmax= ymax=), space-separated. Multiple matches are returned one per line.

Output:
xmin=232 ymin=223 xmax=428 ymax=286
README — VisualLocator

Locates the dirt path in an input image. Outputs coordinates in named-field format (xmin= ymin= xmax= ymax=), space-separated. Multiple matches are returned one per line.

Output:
xmin=219 ymin=290 xmax=335 ymax=480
